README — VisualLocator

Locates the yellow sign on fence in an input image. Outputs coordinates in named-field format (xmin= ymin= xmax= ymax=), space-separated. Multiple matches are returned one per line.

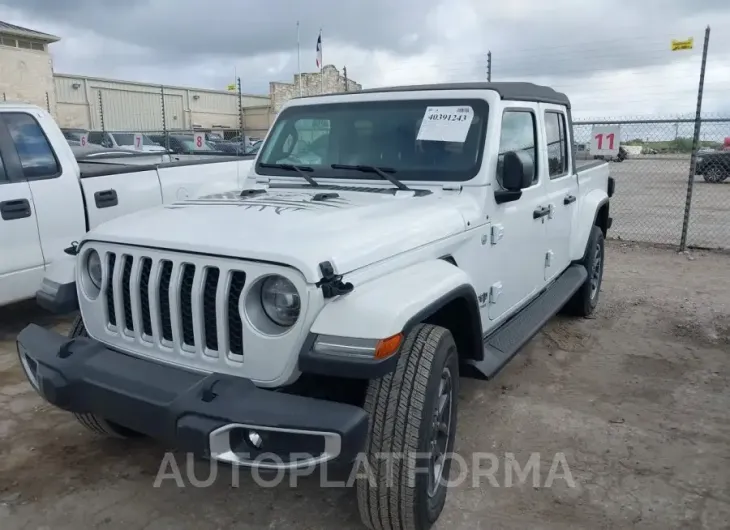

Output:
xmin=671 ymin=38 xmax=694 ymax=51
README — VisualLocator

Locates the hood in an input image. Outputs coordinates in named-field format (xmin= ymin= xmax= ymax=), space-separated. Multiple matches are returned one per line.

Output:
xmin=86 ymin=187 xmax=471 ymax=282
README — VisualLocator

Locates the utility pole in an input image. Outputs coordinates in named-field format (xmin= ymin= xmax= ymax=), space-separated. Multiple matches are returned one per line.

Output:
xmin=343 ymin=66 xmax=348 ymax=92
xmin=487 ymin=51 xmax=492 ymax=82
xmin=679 ymin=25 xmax=711 ymax=251
xmin=161 ymin=85 xmax=169 ymax=150
xmin=237 ymin=76 xmax=244 ymax=141
xmin=98 ymin=90 xmax=105 ymax=132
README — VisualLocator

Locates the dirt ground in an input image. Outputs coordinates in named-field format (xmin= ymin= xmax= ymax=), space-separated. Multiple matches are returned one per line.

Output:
xmin=1 ymin=241 xmax=729 ymax=530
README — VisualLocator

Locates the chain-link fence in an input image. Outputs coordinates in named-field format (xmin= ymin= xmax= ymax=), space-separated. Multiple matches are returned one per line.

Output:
xmin=574 ymin=116 xmax=730 ymax=250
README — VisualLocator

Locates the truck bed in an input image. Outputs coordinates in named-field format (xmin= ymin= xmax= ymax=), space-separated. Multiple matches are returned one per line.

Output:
xmin=78 ymin=154 xmax=255 ymax=179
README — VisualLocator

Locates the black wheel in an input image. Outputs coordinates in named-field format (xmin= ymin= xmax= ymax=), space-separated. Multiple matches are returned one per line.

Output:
xmin=357 ymin=324 xmax=459 ymax=530
xmin=68 ymin=316 xmax=140 ymax=439
xmin=703 ymin=167 xmax=725 ymax=183
xmin=564 ymin=225 xmax=604 ymax=317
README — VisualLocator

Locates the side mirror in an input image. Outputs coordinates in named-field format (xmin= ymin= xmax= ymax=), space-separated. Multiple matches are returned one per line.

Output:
xmin=501 ymin=151 xmax=535 ymax=191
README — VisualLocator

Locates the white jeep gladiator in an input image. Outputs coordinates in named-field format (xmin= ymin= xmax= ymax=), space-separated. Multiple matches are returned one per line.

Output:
xmin=17 ymin=82 xmax=614 ymax=530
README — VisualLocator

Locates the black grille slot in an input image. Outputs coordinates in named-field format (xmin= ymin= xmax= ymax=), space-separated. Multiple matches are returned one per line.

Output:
xmin=105 ymin=253 xmax=117 ymax=327
xmin=159 ymin=260 xmax=173 ymax=342
xmin=228 ymin=271 xmax=246 ymax=357
xmin=139 ymin=258 xmax=153 ymax=336
xmin=203 ymin=268 xmax=220 ymax=351
xmin=180 ymin=264 xmax=196 ymax=347
xmin=121 ymin=255 xmax=134 ymax=331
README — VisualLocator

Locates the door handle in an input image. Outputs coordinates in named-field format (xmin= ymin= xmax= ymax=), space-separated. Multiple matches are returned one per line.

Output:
xmin=0 ymin=199 xmax=32 ymax=220
xmin=563 ymin=195 xmax=577 ymax=205
xmin=533 ymin=206 xmax=550 ymax=219
xmin=94 ymin=189 xmax=118 ymax=208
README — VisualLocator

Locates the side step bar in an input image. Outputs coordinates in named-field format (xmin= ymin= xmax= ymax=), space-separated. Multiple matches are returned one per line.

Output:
xmin=465 ymin=264 xmax=588 ymax=380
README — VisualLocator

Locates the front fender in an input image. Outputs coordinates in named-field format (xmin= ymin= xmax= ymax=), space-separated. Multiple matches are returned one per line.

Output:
xmin=310 ymin=259 xmax=476 ymax=340
xmin=570 ymin=189 xmax=608 ymax=261
xmin=36 ymin=254 xmax=78 ymax=314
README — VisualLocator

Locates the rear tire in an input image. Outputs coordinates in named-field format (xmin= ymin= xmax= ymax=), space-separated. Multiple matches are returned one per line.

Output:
xmin=357 ymin=324 xmax=459 ymax=530
xmin=564 ymin=225 xmax=604 ymax=317
xmin=68 ymin=316 xmax=140 ymax=439
xmin=703 ymin=167 xmax=726 ymax=183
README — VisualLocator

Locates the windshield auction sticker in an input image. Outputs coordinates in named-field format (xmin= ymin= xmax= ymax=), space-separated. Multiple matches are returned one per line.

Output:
xmin=417 ymin=106 xmax=475 ymax=143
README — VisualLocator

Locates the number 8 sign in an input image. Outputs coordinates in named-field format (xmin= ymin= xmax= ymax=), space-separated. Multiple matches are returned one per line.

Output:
xmin=590 ymin=125 xmax=620 ymax=156
xmin=193 ymin=132 xmax=205 ymax=150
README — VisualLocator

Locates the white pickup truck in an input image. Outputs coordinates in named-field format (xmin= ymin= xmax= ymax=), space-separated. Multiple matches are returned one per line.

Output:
xmin=17 ymin=83 xmax=614 ymax=530
xmin=0 ymin=103 xmax=255 ymax=307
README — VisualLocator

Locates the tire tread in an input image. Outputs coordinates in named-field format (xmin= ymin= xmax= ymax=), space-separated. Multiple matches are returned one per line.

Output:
xmin=358 ymin=324 xmax=452 ymax=530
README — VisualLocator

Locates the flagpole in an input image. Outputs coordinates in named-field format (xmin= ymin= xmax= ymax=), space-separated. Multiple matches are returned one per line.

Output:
xmin=297 ymin=21 xmax=302 ymax=97
xmin=319 ymin=28 xmax=324 ymax=94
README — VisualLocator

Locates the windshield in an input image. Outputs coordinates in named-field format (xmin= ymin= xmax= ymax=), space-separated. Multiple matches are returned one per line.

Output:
xmin=257 ymin=98 xmax=488 ymax=182
xmin=112 ymin=133 xmax=157 ymax=146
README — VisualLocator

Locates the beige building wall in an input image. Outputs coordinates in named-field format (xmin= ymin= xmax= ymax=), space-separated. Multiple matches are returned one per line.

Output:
xmin=270 ymin=65 xmax=361 ymax=112
xmin=243 ymin=105 xmax=276 ymax=139
xmin=54 ymin=74 xmax=271 ymax=132
xmin=0 ymin=44 xmax=55 ymax=113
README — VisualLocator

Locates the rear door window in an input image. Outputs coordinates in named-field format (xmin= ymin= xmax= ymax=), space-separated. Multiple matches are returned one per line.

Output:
xmin=545 ymin=111 xmax=569 ymax=178
xmin=3 ymin=113 xmax=61 ymax=179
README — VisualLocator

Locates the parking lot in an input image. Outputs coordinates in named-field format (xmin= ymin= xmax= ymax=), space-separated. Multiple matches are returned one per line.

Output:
xmin=607 ymin=155 xmax=729 ymax=249
xmin=1 ymin=241 xmax=729 ymax=529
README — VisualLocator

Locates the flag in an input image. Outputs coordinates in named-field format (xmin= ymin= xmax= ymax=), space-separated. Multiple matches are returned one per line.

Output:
xmin=316 ymin=31 xmax=322 ymax=68
xmin=226 ymin=83 xmax=236 ymax=91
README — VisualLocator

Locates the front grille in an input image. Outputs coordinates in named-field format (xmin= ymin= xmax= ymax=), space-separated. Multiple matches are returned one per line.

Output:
xmin=103 ymin=252 xmax=247 ymax=361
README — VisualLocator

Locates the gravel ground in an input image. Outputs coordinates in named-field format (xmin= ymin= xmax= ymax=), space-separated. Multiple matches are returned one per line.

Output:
xmin=1 ymin=241 xmax=729 ymax=530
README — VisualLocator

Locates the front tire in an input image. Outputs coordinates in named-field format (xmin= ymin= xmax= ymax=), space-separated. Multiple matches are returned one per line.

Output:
xmin=564 ymin=225 xmax=605 ymax=317
xmin=68 ymin=316 xmax=139 ymax=439
xmin=357 ymin=324 xmax=459 ymax=530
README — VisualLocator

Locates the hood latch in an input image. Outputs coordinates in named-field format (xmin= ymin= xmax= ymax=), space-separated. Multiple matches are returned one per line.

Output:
xmin=64 ymin=241 xmax=80 ymax=256
xmin=316 ymin=261 xmax=354 ymax=299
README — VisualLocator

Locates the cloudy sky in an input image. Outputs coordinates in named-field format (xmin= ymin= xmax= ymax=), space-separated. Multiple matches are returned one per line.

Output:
xmin=1 ymin=0 xmax=729 ymax=120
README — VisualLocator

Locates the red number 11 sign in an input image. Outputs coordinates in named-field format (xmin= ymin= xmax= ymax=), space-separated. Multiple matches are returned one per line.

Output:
xmin=590 ymin=125 xmax=620 ymax=156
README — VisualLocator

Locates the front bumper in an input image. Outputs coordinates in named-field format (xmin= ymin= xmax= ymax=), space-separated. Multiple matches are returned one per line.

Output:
xmin=16 ymin=324 xmax=369 ymax=469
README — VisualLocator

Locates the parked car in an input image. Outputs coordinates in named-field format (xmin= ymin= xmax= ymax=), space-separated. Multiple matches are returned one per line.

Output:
xmin=695 ymin=150 xmax=730 ymax=182
xmin=148 ymin=134 xmax=232 ymax=156
xmin=86 ymin=131 xmax=167 ymax=153
xmin=0 ymin=103 xmax=255 ymax=307
xmin=60 ymin=128 xmax=88 ymax=142
xmin=18 ymin=82 xmax=613 ymax=530
xmin=207 ymin=139 xmax=247 ymax=154
xmin=244 ymin=139 xmax=263 ymax=155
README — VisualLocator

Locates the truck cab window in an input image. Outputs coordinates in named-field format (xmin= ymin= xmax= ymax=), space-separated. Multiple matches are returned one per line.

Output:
xmin=497 ymin=110 xmax=538 ymax=187
xmin=4 ymin=113 xmax=61 ymax=179
xmin=545 ymin=112 xmax=569 ymax=178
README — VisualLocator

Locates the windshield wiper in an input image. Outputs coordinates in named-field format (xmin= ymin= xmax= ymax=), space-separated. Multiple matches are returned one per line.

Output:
xmin=331 ymin=164 xmax=411 ymax=191
xmin=259 ymin=163 xmax=319 ymax=186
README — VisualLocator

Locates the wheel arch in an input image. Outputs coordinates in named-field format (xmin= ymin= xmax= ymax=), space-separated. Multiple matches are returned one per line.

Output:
xmin=405 ymin=285 xmax=484 ymax=363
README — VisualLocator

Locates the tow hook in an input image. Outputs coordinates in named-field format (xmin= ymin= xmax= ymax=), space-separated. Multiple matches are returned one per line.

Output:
xmin=64 ymin=241 xmax=80 ymax=256
xmin=316 ymin=261 xmax=354 ymax=299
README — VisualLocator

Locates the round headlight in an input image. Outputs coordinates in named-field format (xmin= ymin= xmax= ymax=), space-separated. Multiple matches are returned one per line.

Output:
xmin=261 ymin=275 xmax=300 ymax=327
xmin=87 ymin=250 xmax=102 ymax=289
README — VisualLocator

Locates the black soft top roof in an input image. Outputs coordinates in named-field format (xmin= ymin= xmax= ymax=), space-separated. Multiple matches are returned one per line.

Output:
xmin=306 ymin=82 xmax=570 ymax=109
